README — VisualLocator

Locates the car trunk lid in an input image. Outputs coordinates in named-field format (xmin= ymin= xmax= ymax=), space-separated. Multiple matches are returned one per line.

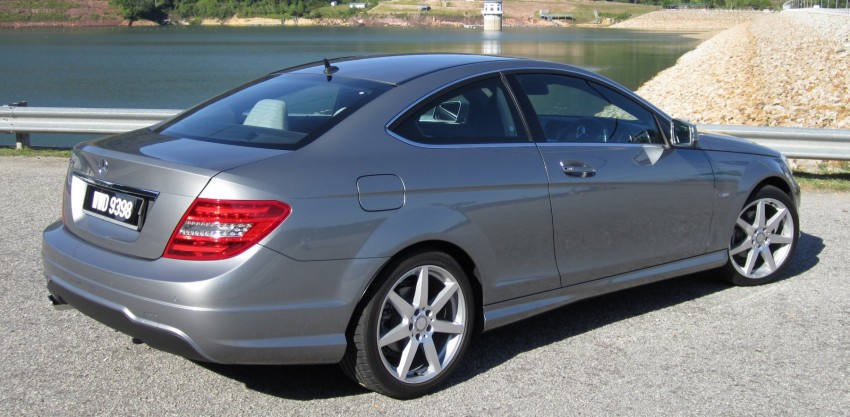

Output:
xmin=63 ymin=129 xmax=288 ymax=260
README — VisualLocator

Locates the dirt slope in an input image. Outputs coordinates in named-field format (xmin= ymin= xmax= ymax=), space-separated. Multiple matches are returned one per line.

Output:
xmin=0 ymin=0 xmax=123 ymax=27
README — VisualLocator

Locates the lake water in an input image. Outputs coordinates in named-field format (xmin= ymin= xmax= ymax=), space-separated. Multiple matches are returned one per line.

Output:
xmin=0 ymin=26 xmax=703 ymax=147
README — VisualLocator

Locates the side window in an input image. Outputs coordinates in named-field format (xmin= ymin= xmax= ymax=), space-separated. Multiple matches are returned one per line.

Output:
xmin=391 ymin=77 xmax=527 ymax=145
xmin=514 ymin=74 xmax=664 ymax=145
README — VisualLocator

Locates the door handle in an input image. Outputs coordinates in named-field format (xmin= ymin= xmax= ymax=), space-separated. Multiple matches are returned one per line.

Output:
xmin=560 ymin=161 xmax=596 ymax=178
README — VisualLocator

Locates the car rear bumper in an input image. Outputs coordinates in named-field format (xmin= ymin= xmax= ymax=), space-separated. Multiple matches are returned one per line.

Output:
xmin=42 ymin=220 xmax=387 ymax=365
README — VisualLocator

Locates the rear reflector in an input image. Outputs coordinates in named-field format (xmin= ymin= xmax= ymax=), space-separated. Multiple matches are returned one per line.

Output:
xmin=164 ymin=199 xmax=290 ymax=260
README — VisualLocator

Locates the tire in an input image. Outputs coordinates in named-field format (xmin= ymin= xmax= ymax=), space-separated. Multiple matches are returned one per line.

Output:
xmin=722 ymin=185 xmax=799 ymax=286
xmin=341 ymin=251 xmax=475 ymax=398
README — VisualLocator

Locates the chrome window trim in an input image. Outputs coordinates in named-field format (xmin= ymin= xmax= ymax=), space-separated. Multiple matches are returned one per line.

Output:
xmin=534 ymin=142 xmax=667 ymax=149
xmin=386 ymin=129 xmax=537 ymax=149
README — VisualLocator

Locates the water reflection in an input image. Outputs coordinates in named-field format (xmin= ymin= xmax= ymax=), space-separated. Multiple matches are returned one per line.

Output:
xmin=480 ymin=31 xmax=502 ymax=55
xmin=0 ymin=26 xmax=703 ymax=147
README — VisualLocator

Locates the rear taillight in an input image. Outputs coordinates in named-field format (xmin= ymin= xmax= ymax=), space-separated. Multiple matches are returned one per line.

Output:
xmin=164 ymin=199 xmax=291 ymax=260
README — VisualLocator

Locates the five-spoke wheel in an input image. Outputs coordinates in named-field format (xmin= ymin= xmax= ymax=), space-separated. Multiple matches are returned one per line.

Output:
xmin=342 ymin=251 xmax=474 ymax=398
xmin=723 ymin=185 xmax=798 ymax=286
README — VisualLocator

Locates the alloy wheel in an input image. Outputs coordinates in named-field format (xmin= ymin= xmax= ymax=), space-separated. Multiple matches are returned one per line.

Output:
xmin=376 ymin=264 xmax=468 ymax=384
xmin=729 ymin=197 xmax=795 ymax=279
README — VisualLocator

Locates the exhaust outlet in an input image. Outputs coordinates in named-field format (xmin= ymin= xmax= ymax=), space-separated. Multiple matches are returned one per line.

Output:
xmin=48 ymin=294 xmax=72 ymax=311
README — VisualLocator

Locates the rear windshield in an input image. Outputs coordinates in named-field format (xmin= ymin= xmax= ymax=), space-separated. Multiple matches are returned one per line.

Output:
xmin=158 ymin=73 xmax=392 ymax=149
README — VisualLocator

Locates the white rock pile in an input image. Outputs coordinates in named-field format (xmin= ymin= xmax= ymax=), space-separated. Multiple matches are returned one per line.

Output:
xmin=635 ymin=10 xmax=850 ymax=129
xmin=611 ymin=9 xmax=765 ymax=31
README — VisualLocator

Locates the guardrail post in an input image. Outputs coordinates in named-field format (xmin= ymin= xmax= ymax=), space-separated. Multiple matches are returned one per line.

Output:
xmin=11 ymin=102 xmax=31 ymax=149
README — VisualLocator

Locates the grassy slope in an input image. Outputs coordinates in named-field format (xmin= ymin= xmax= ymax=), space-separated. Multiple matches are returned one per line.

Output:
xmin=368 ymin=0 xmax=658 ymax=23
xmin=794 ymin=161 xmax=850 ymax=192
xmin=0 ymin=0 xmax=69 ymax=22
xmin=1 ymin=0 xmax=657 ymax=25
xmin=0 ymin=0 xmax=121 ymax=23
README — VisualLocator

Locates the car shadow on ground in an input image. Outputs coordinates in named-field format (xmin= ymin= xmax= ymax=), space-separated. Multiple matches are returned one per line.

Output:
xmin=781 ymin=231 xmax=824 ymax=280
xmin=197 ymin=362 xmax=368 ymax=399
xmin=198 ymin=232 xmax=824 ymax=401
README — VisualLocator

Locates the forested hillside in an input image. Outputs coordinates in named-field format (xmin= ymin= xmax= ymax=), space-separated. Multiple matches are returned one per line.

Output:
xmin=115 ymin=0 xmax=779 ymax=22
xmin=111 ymin=0 xmax=342 ymax=21
xmin=1 ymin=0 xmax=783 ymax=26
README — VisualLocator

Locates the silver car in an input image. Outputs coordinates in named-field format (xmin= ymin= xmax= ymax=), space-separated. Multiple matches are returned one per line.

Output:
xmin=43 ymin=54 xmax=800 ymax=398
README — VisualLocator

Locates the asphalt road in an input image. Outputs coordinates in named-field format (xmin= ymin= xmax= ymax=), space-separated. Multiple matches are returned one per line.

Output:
xmin=1 ymin=156 xmax=848 ymax=416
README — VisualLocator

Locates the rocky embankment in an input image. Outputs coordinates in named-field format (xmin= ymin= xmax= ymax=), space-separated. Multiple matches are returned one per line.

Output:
xmin=611 ymin=9 xmax=765 ymax=31
xmin=635 ymin=10 xmax=850 ymax=129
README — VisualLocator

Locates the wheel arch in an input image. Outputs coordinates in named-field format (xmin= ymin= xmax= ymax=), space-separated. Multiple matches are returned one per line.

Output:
xmin=705 ymin=151 xmax=800 ymax=253
xmin=738 ymin=172 xmax=801 ymax=228
xmin=345 ymin=240 xmax=485 ymax=342
xmin=736 ymin=153 xmax=800 ymax=209
xmin=748 ymin=176 xmax=794 ymax=202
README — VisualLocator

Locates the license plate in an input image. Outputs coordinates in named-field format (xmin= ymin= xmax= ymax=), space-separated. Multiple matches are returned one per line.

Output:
xmin=83 ymin=184 xmax=146 ymax=230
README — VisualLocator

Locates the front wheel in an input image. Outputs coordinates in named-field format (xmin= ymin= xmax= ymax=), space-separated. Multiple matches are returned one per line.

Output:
xmin=341 ymin=251 xmax=475 ymax=398
xmin=722 ymin=185 xmax=799 ymax=286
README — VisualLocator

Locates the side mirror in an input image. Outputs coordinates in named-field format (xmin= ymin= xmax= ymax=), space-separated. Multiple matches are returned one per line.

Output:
xmin=671 ymin=118 xmax=698 ymax=147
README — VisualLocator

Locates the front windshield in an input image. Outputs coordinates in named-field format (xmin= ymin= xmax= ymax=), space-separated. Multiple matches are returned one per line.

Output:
xmin=158 ymin=73 xmax=392 ymax=149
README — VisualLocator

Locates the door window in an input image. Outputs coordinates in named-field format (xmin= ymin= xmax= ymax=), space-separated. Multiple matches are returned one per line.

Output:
xmin=513 ymin=74 xmax=664 ymax=145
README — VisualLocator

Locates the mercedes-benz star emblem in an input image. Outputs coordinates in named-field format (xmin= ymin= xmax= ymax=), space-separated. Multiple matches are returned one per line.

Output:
xmin=97 ymin=159 xmax=109 ymax=177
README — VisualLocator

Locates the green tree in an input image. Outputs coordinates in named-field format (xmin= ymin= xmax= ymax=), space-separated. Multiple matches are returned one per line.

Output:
xmin=110 ymin=0 xmax=173 ymax=21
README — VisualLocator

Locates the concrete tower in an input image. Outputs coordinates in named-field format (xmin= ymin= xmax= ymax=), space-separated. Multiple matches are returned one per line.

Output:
xmin=482 ymin=0 xmax=503 ymax=31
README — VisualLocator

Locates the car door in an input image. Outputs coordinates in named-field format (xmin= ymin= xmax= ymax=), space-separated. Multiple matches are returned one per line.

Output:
xmin=388 ymin=75 xmax=561 ymax=303
xmin=509 ymin=73 xmax=716 ymax=287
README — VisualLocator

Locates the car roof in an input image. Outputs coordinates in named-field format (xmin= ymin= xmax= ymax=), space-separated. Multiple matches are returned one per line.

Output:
xmin=281 ymin=54 xmax=520 ymax=85
xmin=271 ymin=53 xmax=669 ymax=126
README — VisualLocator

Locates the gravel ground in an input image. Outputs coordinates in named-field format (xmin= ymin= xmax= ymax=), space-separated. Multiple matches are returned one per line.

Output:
xmin=636 ymin=10 xmax=850 ymax=129
xmin=2 ymin=156 xmax=849 ymax=415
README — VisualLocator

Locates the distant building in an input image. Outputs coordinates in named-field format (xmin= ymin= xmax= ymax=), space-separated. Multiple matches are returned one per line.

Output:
xmin=349 ymin=2 xmax=367 ymax=8
xmin=482 ymin=0 xmax=503 ymax=31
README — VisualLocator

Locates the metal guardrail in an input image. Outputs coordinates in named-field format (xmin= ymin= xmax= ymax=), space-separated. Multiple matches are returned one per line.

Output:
xmin=0 ymin=105 xmax=181 ymax=134
xmin=0 ymin=105 xmax=181 ymax=147
xmin=698 ymin=124 xmax=850 ymax=161
xmin=2 ymin=105 xmax=849 ymax=160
